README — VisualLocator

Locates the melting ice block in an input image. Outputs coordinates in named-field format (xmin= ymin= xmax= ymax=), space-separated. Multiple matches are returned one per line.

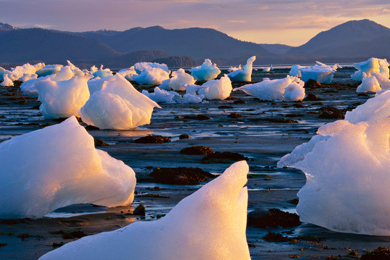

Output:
xmin=159 ymin=68 xmax=195 ymax=91
xmin=36 ymin=64 xmax=63 ymax=77
xmin=235 ymin=76 xmax=302 ymax=101
xmin=79 ymin=74 xmax=160 ymax=130
xmin=190 ymin=59 xmax=221 ymax=81
xmin=278 ymin=118 xmax=390 ymax=235
xmin=134 ymin=62 xmax=169 ymax=74
xmin=198 ymin=75 xmax=232 ymax=100
xmin=356 ymin=75 xmax=381 ymax=93
xmin=36 ymin=75 xmax=92 ymax=119
xmin=39 ymin=161 xmax=250 ymax=260
xmin=142 ymin=87 xmax=181 ymax=104
xmin=117 ymin=66 xmax=138 ymax=81
xmin=133 ymin=67 xmax=169 ymax=85
xmin=283 ymin=81 xmax=305 ymax=101
xmin=1 ymin=74 xmax=14 ymax=87
xmin=0 ymin=116 xmax=136 ymax=219
xmin=228 ymin=56 xmax=256 ymax=82
xmin=351 ymin=57 xmax=390 ymax=82
xmin=92 ymin=65 xmax=113 ymax=79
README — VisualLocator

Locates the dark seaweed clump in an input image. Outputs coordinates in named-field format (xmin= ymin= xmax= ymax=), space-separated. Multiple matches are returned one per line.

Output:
xmin=180 ymin=146 xmax=214 ymax=155
xmin=247 ymin=208 xmax=301 ymax=229
xmin=134 ymin=135 xmax=171 ymax=143
xmin=150 ymin=167 xmax=214 ymax=185
xmin=202 ymin=152 xmax=248 ymax=163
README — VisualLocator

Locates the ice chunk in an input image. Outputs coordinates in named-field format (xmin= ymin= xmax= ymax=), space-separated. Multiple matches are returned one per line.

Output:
xmin=117 ymin=66 xmax=138 ymax=81
xmin=183 ymin=93 xmax=204 ymax=104
xmin=35 ymin=75 xmax=92 ymax=119
xmin=36 ymin=64 xmax=63 ymax=77
xmin=278 ymin=118 xmax=390 ymax=235
xmin=92 ymin=65 xmax=113 ymax=79
xmin=372 ymin=72 xmax=390 ymax=89
xmin=289 ymin=65 xmax=303 ymax=77
xmin=228 ymin=65 xmax=241 ymax=72
xmin=160 ymin=68 xmax=195 ymax=91
xmin=1 ymin=74 xmax=14 ymax=87
xmin=0 ymin=116 xmax=136 ymax=219
xmin=39 ymin=161 xmax=250 ymax=260
xmin=283 ymin=80 xmax=305 ymax=101
xmin=228 ymin=56 xmax=256 ymax=82
xmin=142 ymin=87 xmax=181 ymax=104
xmin=7 ymin=63 xmax=39 ymax=81
xmin=345 ymin=90 xmax=390 ymax=123
xmin=133 ymin=67 xmax=169 ymax=85
xmin=236 ymin=76 xmax=299 ymax=101
xmin=356 ymin=75 xmax=381 ymax=93
xmin=300 ymin=62 xmax=337 ymax=84
xmin=79 ymin=74 xmax=160 ymax=130
xmin=20 ymin=73 xmax=38 ymax=82
xmin=190 ymin=59 xmax=221 ymax=81
xmin=351 ymin=58 xmax=389 ymax=82
xmin=198 ymin=75 xmax=232 ymax=100
xmin=134 ymin=62 xmax=169 ymax=74
xmin=66 ymin=60 xmax=85 ymax=77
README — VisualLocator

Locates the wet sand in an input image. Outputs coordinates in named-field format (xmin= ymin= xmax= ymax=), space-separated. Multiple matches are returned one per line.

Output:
xmin=1 ymin=68 xmax=388 ymax=259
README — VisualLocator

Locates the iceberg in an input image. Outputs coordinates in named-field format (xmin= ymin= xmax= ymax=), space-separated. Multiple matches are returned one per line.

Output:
xmin=300 ymin=62 xmax=338 ymax=84
xmin=283 ymin=80 xmax=305 ymax=101
xmin=1 ymin=74 xmax=14 ymax=87
xmin=159 ymin=68 xmax=195 ymax=91
xmin=35 ymin=75 xmax=92 ymax=119
xmin=356 ymin=75 xmax=381 ymax=93
xmin=235 ymin=76 xmax=301 ymax=101
xmin=39 ymin=161 xmax=250 ymax=260
xmin=142 ymin=87 xmax=181 ymax=104
xmin=134 ymin=62 xmax=169 ymax=74
xmin=289 ymin=65 xmax=303 ymax=77
xmin=36 ymin=64 xmax=63 ymax=77
xmin=133 ymin=67 xmax=169 ymax=85
xmin=190 ymin=59 xmax=221 ymax=81
xmin=92 ymin=65 xmax=113 ymax=79
xmin=117 ymin=66 xmax=138 ymax=81
xmin=372 ymin=72 xmax=390 ymax=89
xmin=183 ymin=93 xmax=205 ymax=104
xmin=198 ymin=75 xmax=232 ymax=100
xmin=278 ymin=117 xmax=390 ymax=236
xmin=228 ymin=56 xmax=256 ymax=82
xmin=79 ymin=74 xmax=161 ymax=130
xmin=8 ymin=63 xmax=40 ymax=81
xmin=351 ymin=57 xmax=390 ymax=82
xmin=0 ymin=116 xmax=136 ymax=219
xmin=20 ymin=73 xmax=38 ymax=82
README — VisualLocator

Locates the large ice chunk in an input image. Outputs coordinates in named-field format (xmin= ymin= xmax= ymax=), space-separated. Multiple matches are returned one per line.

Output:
xmin=283 ymin=81 xmax=305 ymax=101
xmin=198 ymin=75 xmax=232 ymax=100
xmin=190 ymin=59 xmax=221 ymax=81
xmin=35 ymin=75 xmax=91 ymax=119
xmin=159 ymin=68 xmax=195 ymax=91
xmin=351 ymin=58 xmax=390 ymax=82
xmin=36 ymin=64 xmax=63 ymax=77
xmin=235 ymin=76 xmax=301 ymax=101
xmin=0 ymin=117 xmax=136 ymax=219
xmin=345 ymin=90 xmax=390 ymax=124
xmin=142 ymin=87 xmax=181 ymax=104
xmin=278 ymin=118 xmax=390 ymax=236
xmin=79 ymin=74 xmax=160 ymax=130
xmin=133 ymin=67 xmax=169 ymax=85
xmin=372 ymin=72 xmax=390 ymax=89
xmin=1 ymin=74 xmax=14 ymax=87
xmin=134 ymin=62 xmax=169 ymax=74
xmin=228 ymin=56 xmax=256 ymax=82
xmin=39 ymin=161 xmax=250 ymax=260
xmin=356 ymin=75 xmax=381 ymax=93
xmin=117 ymin=66 xmax=138 ymax=81
xmin=300 ymin=62 xmax=338 ymax=84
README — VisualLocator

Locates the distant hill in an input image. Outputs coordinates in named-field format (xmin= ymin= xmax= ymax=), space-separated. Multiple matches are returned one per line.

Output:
xmin=0 ymin=28 xmax=121 ymax=64
xmin=288 ymin=19 xmax=390 ymax=58
xmin=78 ymin=26 xmax=271 ymax=61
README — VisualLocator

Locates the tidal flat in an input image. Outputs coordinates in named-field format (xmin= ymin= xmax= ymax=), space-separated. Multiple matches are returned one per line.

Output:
xmin=1 ymin=68 xmax=388 ymax=259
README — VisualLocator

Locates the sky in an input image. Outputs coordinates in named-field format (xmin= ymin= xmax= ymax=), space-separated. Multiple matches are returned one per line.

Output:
xmin=1 ymin=0 xmax=390 ymax=46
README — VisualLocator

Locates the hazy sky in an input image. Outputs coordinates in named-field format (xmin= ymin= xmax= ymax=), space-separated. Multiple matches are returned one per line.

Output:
xmin=1 ymin=0 xmax=390 ymax=46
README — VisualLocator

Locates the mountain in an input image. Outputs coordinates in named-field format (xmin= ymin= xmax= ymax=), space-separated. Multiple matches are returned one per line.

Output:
xmin=288 ymin=19 xmax=390 ymax=58
xmin=78 ymin=26 xmax=271 ymax=60
xmin=0 ymin=28 xmax=121 ymax=64
xmin=0 ymin=22 xmax=18 ymax=31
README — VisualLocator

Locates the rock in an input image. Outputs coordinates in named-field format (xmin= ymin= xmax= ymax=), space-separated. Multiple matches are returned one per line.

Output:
xmin=94 ymin=138 xmax=109 ymax=147
xmin=304 ymin=93 xmax=320 ymax=101
xmin=150 ymin=167 xmax=214 ymax=185
xmin=234 ymin=99 xmax=246 ymax=104
xmin=318 ymin=106 xmax=344 ymax=119
xmin=361 ymin=247 xmax=390 ymax=260
xmin=201 ymin=152 xmax=248 ymax=163
xmin=228 ymin=112 xmax=242 ymax=118
xmin=133 ymin=204 xmax=146 ymax=216
xmin=266 ymin=118 xmax=298 ymax=123
xmin=304 ymin=79 xmax=321 ymax=89
xmin=180 ymin=146 xmax=214 ymax=155
xmin=263 ymin=232 xmax=289 ymax=242
xmin=247 ymin=208 xmax=301 ymax=229
xmin=183 ymin=114 xmax=211 ymax=120
xmin=134 ymin=135 xmax=171 ymax=143
xmin=179 ymin=134 xmax=190 ymax=139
